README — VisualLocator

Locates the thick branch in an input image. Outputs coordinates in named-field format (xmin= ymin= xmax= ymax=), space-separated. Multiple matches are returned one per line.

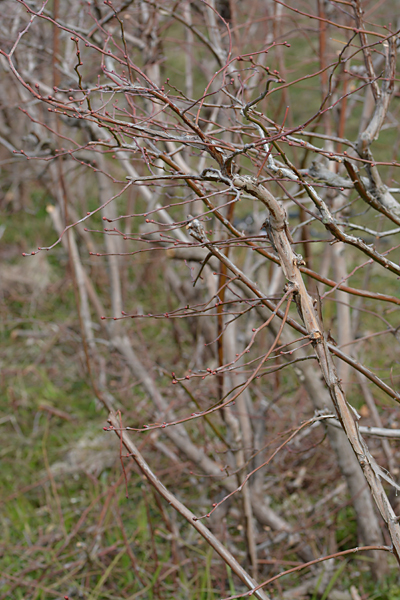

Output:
xmin=231 ymin=175 xmax=400 ymax=564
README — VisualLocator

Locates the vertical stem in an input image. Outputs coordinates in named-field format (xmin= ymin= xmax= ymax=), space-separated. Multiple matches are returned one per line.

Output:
xmin=184 ymin=1 xmax=193 ymax=99
xmin=52 ymin=0 xmax=60 ymax=89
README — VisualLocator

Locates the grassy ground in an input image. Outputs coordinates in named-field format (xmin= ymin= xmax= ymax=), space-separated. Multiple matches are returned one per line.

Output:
xmin=0 ymin=204 xmax=264 ymax=599
xmin=2 ymin=192 xmax=400 ymax=600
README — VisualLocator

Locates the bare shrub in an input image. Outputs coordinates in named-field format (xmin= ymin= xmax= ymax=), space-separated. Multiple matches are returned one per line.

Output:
xmin=1 ymin=1 xmax=400 ymax=597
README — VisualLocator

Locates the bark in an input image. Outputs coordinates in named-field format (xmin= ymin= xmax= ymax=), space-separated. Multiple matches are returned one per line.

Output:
xmin=232 ymin=174 xmax=397 ymax=574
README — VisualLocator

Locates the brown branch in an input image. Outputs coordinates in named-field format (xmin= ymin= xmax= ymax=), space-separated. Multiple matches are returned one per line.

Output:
xmin=231 ymin=174 xmax=400 ymax=565
xmin=107 ymin=412 xmax=270 ymax=600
